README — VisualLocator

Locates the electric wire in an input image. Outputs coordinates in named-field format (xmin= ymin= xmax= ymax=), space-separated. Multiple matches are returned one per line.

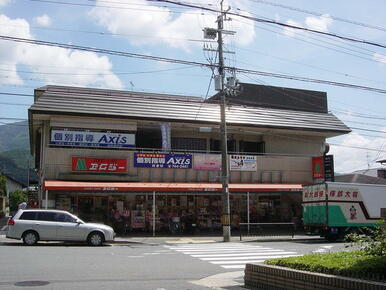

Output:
xmin=151 ymin=0 xmax=386 ymax=49
xmin=246 ymin=0 xmax=386 ymax=32
xmin=1 ymin=34 xmax=385 ymax=94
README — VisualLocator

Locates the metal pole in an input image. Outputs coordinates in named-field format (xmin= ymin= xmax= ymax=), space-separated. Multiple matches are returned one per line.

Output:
xmin=247 ymin=192 xmax=250 ymax=235
xmin=45 ymin=190 xmax=48 ymax=209
xmin=153 ymin=191 xmax=156 ymax=237
xmin=218 ymin=0 xmax=231 ymax=242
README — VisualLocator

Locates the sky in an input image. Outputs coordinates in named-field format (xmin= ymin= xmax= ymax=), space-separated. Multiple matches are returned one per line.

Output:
xmin=0 ymin=0 xmax=385 ymax=173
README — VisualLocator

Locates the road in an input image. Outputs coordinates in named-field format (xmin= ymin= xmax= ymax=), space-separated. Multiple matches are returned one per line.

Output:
xmin=0 ymin=236 xmax=347 ymax=290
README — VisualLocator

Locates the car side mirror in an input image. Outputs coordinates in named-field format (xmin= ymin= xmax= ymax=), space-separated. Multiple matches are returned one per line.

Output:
xmin=76 ymin=220 xmax=82 ymax=224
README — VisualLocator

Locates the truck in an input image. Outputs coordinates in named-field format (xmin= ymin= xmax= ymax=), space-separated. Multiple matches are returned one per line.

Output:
xmin=302 ymin=182 xmax=386 ymax=241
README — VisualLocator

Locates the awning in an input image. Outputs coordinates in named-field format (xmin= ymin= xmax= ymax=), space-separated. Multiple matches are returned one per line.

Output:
xmin=44 ymin=180 xmax=302 ymax=193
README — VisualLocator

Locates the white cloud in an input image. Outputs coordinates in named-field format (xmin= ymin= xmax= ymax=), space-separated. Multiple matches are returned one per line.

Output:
xmin=283 ymin=20 xmax=302 ymax=37
xmin=89 ymin=0 xmax=255 ymax=50
xmin=0 ymin=14 xmax=123 ymax=89
xmin=329 ymin=131 xmax=386 ymax=173
xmin=373 ymin=53 xmax=386 ymax=64
xmin=305 ymin=14 xmax=332 ymax=32
xmin=0 ymin=0 xmax=10 ymax=7
xmin=283 ymin=14 xmax=333 ymax=37
xmin=34 ymin=14 xmax=52 ymax=27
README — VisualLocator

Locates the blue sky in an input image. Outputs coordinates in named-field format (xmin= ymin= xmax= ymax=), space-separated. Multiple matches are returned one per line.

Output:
xmin=0 ymin=0 xmax=385 ymax=173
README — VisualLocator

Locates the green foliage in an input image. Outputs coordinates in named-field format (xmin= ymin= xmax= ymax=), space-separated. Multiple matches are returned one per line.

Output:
xmin=0 ymin=174 xmax=6 ymax=196
xmin=345 ymin=221 xmax=386 ymax=256
xmin=265 ymin=250 xmax=386 ymax=282
xmin=9 ymin=190 xmax=28 ymax=212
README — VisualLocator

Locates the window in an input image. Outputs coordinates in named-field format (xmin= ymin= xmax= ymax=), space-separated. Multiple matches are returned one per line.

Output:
xmin=172 ymin=137 xmax=206 ymax=151
xmin=239 ymin=141 xmax=265 ymax=154
xmin=136 ymin=128 xmax=161 ymax=149
xmin=20 ymin=212 xmax=37 ymax=220
xmin=56 ymin=213 xmax=76 ymax=223
xmin=36 ymin=212 xmax=57 ymax=222
xmin=210 ymin=139 xmax=236 ymax=153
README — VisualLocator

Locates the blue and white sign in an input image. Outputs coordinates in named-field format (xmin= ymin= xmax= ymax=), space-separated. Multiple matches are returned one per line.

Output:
xmin=134 ymin=153 xmax=192 ymax=169
xmin=50 ymin=129 xmax=135 ymax=148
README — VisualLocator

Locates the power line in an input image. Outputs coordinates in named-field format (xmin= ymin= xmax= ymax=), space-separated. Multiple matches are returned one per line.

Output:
xmin=152 ymin=0 xmax=386 ymax=49
xmin=0 ymin=22 xmax=215 ymax=44
xmin=1 ymin=34 xmax=386 ymax=94
xmin=29 ymin=0 xmax=210 ymax=15
xmin=247 ymin=0 xmax=386 ymax=33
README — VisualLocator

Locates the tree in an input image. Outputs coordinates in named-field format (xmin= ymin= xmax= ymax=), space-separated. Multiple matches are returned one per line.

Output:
xmin=0 ymin=174 xmax=6 ymax=196
xmin=9 ymin=190 xmax=28 ymax=212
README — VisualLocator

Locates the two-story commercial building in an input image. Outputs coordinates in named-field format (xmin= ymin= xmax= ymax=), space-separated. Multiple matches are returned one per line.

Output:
xmin=28 ymin=84 xmax=350 ymax=233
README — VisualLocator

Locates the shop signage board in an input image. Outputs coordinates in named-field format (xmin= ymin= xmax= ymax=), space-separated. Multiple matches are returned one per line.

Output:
xmin=230 ymin=155 xmax=257 ymax=171
xmin=134 ymin=153 xmax=192 ymax=169
xmin=194 ymin=154 xmax=221 ymax=170
xmin=324 ymin=154 xmax=335 ymax=182
xmin=312 ymin=156 xmax=324 ymax=181
xmin=50 ymin=129 xmax=135 ymax=148
xmin=72 ymin=157 xmax=128 ymax=173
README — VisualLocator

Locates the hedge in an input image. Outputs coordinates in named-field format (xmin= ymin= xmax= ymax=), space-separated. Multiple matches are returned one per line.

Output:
xmin=265 ymin=250 xmax=386 ymax=282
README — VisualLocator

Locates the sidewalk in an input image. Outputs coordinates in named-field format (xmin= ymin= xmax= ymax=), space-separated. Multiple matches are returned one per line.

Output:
xmin=112 ymin=234 xmax=321 ymax=245
xmin=0 ymin=230 xmax=321 ymax=245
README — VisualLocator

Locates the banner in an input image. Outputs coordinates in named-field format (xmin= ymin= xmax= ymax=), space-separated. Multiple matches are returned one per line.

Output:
xmin=50 ymin=129 xmax=135 ymax=148
xmin=194 ymin=154 xmax=221 ymax=170
xmin=160 ymin=123 xmax=171 ymax=151
xmin=134 ymin=153 xmax=192 ymax=169
xmin=230 ymin=155 xmax=257 ymax=171
xmin=72 ymin=157 xmax=128 ymax=173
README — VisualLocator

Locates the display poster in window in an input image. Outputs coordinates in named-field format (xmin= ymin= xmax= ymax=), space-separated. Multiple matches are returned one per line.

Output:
xmin=72 ymin=157 xmax=128 ymax=173
xmin=194 ymin=154 xmax=221 ymax=170
xmin=50 ymin=129 xmax=135 ymax=148
xmin=230 ymin=155 xmax=257 ymax=171
xmin=134 ymin=153 xmax=192 ymax=169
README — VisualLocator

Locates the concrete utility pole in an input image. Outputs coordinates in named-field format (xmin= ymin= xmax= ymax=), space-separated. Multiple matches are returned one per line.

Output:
xmin=217 ymin=0 xmax=231 ymax=242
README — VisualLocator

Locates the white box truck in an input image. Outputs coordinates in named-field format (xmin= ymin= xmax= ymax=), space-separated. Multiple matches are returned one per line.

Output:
xmin=302 ymin=182 xmax=386 ymax=241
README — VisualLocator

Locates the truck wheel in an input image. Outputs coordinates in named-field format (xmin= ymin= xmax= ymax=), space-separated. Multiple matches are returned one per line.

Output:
xmin=326 ymin=234 xmax=338 ymax=242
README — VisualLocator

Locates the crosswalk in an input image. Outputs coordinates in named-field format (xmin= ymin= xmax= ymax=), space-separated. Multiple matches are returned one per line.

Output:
xmin=165 ymin=243 xmax=299 ymax=269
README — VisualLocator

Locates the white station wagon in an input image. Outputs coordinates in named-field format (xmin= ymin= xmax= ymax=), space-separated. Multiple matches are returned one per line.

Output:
xmin=6 ymin=209 xmax=115 ymax=246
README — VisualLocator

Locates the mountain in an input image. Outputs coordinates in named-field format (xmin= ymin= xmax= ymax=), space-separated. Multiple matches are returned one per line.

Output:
xmin=0 ymin=121 xmax=37 ymax=185
xmin=0 ymin=121 xmax=29 ymax=152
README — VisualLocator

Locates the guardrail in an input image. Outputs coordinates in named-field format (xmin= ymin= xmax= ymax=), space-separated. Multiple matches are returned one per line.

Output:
xmin=239 ymin=222 xmax=296 ymax=241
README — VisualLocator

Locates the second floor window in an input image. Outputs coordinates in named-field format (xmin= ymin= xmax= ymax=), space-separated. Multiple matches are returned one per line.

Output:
xmin=172 ymin=137 xmax=206 ymax=151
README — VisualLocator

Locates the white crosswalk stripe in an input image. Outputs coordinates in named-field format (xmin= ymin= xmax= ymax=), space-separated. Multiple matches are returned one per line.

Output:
xmin=165 ymin=243 xmax=299 ymax=269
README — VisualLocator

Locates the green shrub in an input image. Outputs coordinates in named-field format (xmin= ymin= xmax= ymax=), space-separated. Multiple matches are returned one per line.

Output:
xmin=345 ymin=221 xmax=386 ymax=256
xmin=265 ymin=251 xmax=386 ymax=282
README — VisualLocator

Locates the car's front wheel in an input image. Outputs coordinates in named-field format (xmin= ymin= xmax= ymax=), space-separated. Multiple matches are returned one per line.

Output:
xmin=87 ymin=231 xmax=104 ymax=246
xmin=22 ymin=231 xmax=39 ymax=246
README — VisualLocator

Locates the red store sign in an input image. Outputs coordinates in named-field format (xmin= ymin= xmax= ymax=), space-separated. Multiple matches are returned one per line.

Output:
xmin=312 ymin=156 xmax=324 ymax=180
xmin=72 ymin=157 xmax=127 ymax=173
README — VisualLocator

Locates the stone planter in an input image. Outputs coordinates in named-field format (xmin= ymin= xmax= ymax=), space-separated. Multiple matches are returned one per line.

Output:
xmin=244 ymin=263 xmax=386 ymax=290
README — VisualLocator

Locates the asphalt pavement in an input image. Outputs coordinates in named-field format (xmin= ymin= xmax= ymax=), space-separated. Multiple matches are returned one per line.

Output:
xmin=0 ymin=231 xmax=347 ymax=290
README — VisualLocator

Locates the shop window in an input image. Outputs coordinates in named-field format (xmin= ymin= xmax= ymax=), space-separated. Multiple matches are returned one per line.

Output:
xmin=210 ymin=139 xmax=236 ymax=153
xmin=239 ymin=141 xmax=265 ymax=154
xmin=172 ymin=137 xmax=206 ymax=151
xmin=136 ymin=128 xmax=161 ymax=149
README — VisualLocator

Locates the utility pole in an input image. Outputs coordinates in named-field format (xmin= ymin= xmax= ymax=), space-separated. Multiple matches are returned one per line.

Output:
xmin=203 ymin=1 xmax=237 ymax=242
xmin=218 ymin=0 xmax=231 ymax=242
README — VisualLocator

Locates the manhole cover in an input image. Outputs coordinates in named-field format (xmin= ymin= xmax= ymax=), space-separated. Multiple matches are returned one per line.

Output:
xmin=14 ymin=281 xmax=50 ymax=287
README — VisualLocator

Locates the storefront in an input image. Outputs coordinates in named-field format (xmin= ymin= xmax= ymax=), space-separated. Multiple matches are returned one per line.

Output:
xmin=44 ymin=181 xmax=302 ymax=234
